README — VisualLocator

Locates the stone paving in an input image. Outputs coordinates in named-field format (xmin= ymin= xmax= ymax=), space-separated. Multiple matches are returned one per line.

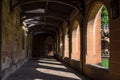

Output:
xmin=6 ymin=57 xmax=89 ymax=80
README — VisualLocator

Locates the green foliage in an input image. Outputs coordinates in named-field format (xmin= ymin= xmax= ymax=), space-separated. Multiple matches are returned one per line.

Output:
xmin=101 ymin=6 xmax=109 ymax=29
xmin=101 ymin=6 xmax=109 ymax=69
xmin=101 ymin=6 xmax=110 ymax=39
xmin=101 ymin=59 xmax=109 ymax=68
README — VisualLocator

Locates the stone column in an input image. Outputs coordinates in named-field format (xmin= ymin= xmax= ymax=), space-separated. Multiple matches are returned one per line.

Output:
xmin=68 ymin=21 xmax=72 ymax=59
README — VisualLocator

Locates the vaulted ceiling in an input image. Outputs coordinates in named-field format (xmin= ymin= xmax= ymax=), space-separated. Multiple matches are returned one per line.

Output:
xmin=12 ymin=0 xmax=81 ymax=36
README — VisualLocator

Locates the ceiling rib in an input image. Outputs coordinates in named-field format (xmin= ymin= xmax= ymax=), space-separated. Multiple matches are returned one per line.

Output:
xmin=14 ymin=0 xmax=80 ymax=36
xmin=33 ymin=31 xmax=56 ymax=36
xmin=13 ymin=0 xmax=79 ymax=11
xmin=27 ymin=22 xmax=60 ymax=28
xmin=22 ymin=13 xmax=68 ymax=21
xmin=30 ymin=27 xmax=57 ymax=35
xmin=22 ymin=16 xmax=65 ymax=22
xmin=32 ymin=30 xmax=56 ymax=36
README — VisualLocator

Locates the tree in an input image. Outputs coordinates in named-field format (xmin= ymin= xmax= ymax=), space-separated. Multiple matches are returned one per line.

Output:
xmin=101 ymin=6 xmax=109 ymax=38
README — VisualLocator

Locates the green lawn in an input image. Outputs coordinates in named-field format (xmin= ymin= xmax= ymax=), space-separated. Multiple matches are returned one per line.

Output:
xmin=101 ymin=59 xmax=109 ymax=68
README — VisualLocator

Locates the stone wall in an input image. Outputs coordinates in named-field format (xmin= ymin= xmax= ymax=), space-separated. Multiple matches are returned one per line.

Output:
xmin=110 ymin=12 xmax=120 ymax=80
xmin=1 ymin=0 xmax=29 ymax=80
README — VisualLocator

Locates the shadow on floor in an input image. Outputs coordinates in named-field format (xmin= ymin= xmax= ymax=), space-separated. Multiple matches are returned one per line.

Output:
xmin=6 ymin=57 xmax=89 ymax=80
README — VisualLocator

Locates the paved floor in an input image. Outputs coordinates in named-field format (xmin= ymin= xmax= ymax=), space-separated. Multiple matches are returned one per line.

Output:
xmin=6 ymin=57 xmax=89 ymax=80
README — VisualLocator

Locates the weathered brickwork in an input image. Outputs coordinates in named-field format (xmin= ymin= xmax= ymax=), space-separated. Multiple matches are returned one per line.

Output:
xmin=1 ymin=0 xmax=29 ymax=80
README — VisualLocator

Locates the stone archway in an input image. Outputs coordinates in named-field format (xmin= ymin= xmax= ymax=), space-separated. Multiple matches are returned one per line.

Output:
xmin=71 ymin=20 xmax=80 ymax=60
xmin=86 ymin=2 xmax=110 ymax=68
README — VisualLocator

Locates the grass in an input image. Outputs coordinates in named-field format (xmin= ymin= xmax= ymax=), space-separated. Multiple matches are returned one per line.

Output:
xmin=101 ymin=59 xmax=109 ymax=68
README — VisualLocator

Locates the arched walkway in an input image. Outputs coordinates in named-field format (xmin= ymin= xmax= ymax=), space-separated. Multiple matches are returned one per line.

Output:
xmin=71 ymin=20 xmax=80 ymax=60
xmin=1 ymin=0 xmax=120 ymax=80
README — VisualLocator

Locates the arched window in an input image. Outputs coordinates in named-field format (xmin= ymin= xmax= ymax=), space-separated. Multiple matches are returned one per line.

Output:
xmin=86 ymin=3 xmax=110 ymax=68
xmin=71 ymin=20 xmax=80 ymax=60
xmin=101 ymin=6 xmax=110 ymax=68
xmin=64 ymin=28 xmax=69 ymax=57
